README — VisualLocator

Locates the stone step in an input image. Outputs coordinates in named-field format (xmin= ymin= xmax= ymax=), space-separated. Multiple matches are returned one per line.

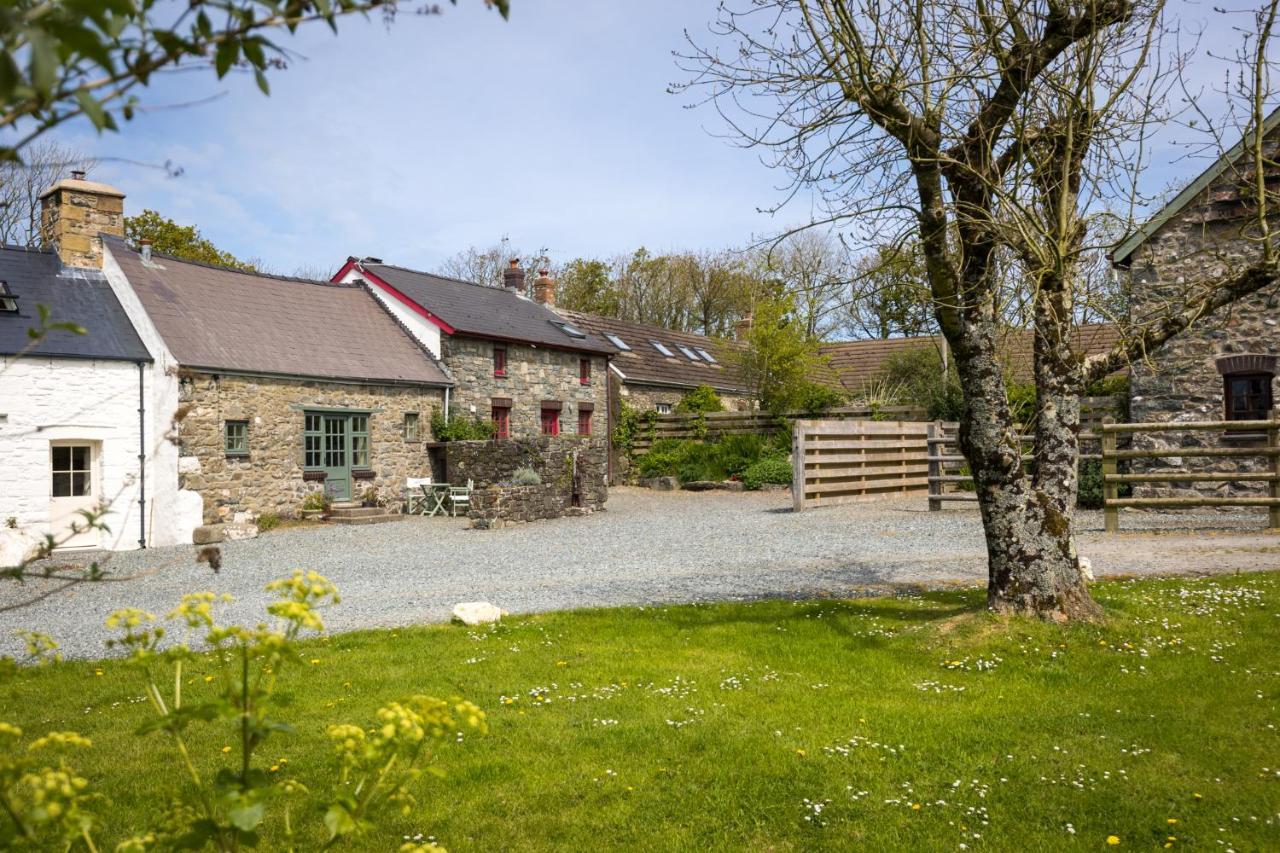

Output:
xmin=329 ymin=501 xmax=362 ymax=510
xmin=329 ymin=513 xmax=408 ymax=526
xmin=328 ymin=505 xmax=394 ymax=518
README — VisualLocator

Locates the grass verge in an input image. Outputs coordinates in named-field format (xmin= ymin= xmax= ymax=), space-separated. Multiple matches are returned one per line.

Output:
xmin=3 ymin=573 xmax=1279 ymax=850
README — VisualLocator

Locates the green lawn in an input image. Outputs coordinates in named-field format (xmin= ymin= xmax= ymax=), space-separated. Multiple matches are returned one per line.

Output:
xmin=4 ymin=573 xmax=1280 ymax=851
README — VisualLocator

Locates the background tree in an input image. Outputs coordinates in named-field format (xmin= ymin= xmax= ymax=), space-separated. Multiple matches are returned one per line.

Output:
xmin=0 ymin=141 xmax=93 ymax=246
xmin=682 ymin=0 xmax=1280 ymax=621
xmin=124 ymin=209 xmax=254 ymax=270
xmin=0 ymin=1 xmax=509 ymax=162
xmin=759 ymin=231 xmax=848 ymax=339
xmin=558 ymin=257 xmax=621 ymax=315
xmin=843 ymin=243 xmax=935 ymax=340
xmin=436 ymin=239 xmax=552 ymax=290
xmin=726 ymin=294 xmax=841 ymax=414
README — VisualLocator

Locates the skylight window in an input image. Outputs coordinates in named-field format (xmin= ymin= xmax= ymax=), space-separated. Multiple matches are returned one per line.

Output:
xmin=0 ymin=282 xmax=17 ymax=313
xmin=604 ymin=332 xmax=631 ymax=351
xmin=650 ymin=340 xmax=675 ymax=357
xmin=696 ymin=348 xmax=717 ymax=363
xmin=552 ymin=320 xmax=587 ymax=339
xmin=677 ymin=345 xmax=701 ymax=361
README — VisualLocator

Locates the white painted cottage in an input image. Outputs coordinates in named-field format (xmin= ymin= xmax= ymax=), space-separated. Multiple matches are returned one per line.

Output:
xmin=0 ymin=174 xmax=200 ymax=557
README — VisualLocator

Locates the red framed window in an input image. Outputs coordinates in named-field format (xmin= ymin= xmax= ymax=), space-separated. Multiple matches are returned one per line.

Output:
xmin=491 ymin=405 xmax=510 ymax=439
xmin=493 ymin=345 xmax=507 ymax=377
xmin=579 ymin=357 xmax=591 ymax=385
xmin=540 ymin=407 xmax=559 ymax=436
xmin=578 ymin=409 xmax=592 ymax=435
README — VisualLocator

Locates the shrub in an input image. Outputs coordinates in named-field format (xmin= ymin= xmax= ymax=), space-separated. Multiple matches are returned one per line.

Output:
xmin=256 ymin=511 xmax=281 ymax=531
xmin=431 ymin=410 xmax=497 ymax=442
xmin=878 ymin=345 xmax=965 ymax=420
xmin=635 ymin=434 xmax=791 ymax=483
xmin=301 ymin=491 xmax=329 ymax=512
xmin=1077 ymin=458 xmax=1131 ymax=508
xmin=742 ymin=454 xmax=792 ymax=490
xmin=792 ymin=381 xmax=845 ymax=415
xmin=511 ymin=467 xmax=542 ymax=486
xmin=675 ymin=384 xmax=725 ymax=414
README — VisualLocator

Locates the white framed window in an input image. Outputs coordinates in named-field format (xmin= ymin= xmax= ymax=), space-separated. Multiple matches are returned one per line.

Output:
xmin=655 ymin=402 xmax=673 ymax=414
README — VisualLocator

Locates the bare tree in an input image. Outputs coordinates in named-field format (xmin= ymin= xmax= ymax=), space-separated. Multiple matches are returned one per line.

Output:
xmin=680 ymin=0 xmax=1280 ymax=621
xmin=435 ymin=239 xmax=553 ymax=291
xmin=841 ymin=242 xmax=934 ymax=340
xmin=759 ymin=230 xmax=848 ymax=339
xmin=0 ymin=141 xmax=93 ymax=247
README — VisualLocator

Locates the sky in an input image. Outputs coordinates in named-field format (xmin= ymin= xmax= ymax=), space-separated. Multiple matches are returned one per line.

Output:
xmin=46 ymin=0 xmax=1259 ymax=276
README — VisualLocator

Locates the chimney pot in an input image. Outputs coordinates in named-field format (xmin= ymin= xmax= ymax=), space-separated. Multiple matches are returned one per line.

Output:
xmin=139 ymin=239 xmax=152 ymax=263
xmin=71 ymin=169 xmax=85 ymax=181
xmin=734 ymin=314 xmax=754 ymax=341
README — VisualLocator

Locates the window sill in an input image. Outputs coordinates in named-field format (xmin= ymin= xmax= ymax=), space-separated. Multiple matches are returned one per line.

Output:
xmin=302 ymin=470 xmax=327 ymax=481
xmin=225 ymin=452 xmax=250 ymax=460
xmin=352 ymin=469 xmax=376 ymax=481
xmin=1222 ymin=430 xmax=1268 ymax=445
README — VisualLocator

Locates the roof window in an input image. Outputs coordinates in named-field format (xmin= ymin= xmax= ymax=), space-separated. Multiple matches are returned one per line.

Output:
xmin=677 ymin=345 xmax=701 ymax=361
xmin=552 ymin=320 xmax=587 ymax=339
xmin=696 ymin=347 xmax=717 ymax=363
xmin=604 ymin=332 xmax=631 ymax=351
xmin=650 ymin=340 xmax=675 ymax=357
xmin=0 ymin=282 xmax=17 ymax=313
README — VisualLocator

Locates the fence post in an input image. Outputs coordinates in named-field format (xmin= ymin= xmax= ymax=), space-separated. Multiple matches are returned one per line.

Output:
xmin=1102 ymin=416 xmax=1118 ymax=533
xmin=927 ymin=421 xmax=942 ymax=511
xmin=1269 ymin=407 xmax=1280 ymax=531
xmin=792 ymin=420 xmax=806 ymax=512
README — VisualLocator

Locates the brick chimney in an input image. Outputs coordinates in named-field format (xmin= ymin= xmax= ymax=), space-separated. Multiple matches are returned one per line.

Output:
xmin=734 ymin=314 xmax=754 ymax=341
xmin=533 ymin=268 xmax=556 ymax=307
xmin=39 ymin=171 xmax=125 ymax=269
xmin=502 ymin=258 xmax=526 ymax=292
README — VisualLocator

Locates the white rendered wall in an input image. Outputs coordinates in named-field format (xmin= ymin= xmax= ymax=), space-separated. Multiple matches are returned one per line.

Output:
xmin=339 ymin=270 xmax=443 ymax=357
xmin=101 ymin=247 xmax=200 ymax=547
xmin=0 ymin=356 xmax=146 ymax=550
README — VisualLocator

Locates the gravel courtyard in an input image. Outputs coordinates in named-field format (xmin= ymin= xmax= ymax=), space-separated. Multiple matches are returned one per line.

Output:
xmin=5 ymin=486 xmax=1280 ymax=659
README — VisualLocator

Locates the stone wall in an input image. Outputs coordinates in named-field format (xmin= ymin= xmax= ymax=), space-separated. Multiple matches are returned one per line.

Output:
xmin=177 ymin=371 xmax=446 ymax=522
xmin=443 ymin=435 xmax=608 ymax=527
xmin=441 ymin=335 xmax=609 ymax=439
xmin=1126 ymin=157 xmax=1280 ymax=497
xmin=620 ymin=381 xmax=751 ymax=414
xmin=39 ymin=179 xmax=125 ymax=269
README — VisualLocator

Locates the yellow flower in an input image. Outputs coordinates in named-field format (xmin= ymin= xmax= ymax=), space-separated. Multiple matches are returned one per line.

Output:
xmin=221 ymin=745 xmax=232 ymax=754
xmin=1193 ymin=792 xmax=1202 ymax=800
xmin=204 ymin=675 xmax=215 ymax=683
xmin=1107 ymin=836 xmax=1120 ymax=846
xmin=1167 ymin=818 xmax=1178 ymax=825
xmin=795 ymin=749 xmax=806 ymax=757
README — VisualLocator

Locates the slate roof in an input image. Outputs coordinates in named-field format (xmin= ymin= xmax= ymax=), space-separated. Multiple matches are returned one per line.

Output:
xmin=0 ymin=244 xmax=151 ymax=362
xmin=348 ymin=260 xmax=616 ymax=356
xmin=819 ymin=324 xmax=1123 ymax=392
xmin=106 ymin=237 xmax=450 ymax=386
xmin=558 ymin=310 xmax=749 ymax=393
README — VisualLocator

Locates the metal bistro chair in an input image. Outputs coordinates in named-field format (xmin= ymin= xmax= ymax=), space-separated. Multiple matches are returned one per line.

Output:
xmin=448 ymin=479 xmax=474 ymax=517
xmin=405 ymin=476 xmax=432 ymax=515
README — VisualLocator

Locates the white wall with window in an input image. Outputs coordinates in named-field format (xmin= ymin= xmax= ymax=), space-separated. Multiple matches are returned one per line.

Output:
xmin=0 ymin=356 xmax=151 ymax=550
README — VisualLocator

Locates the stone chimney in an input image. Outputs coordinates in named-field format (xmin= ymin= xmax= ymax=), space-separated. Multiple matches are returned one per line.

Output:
xmin=39 ymin=171 xmax=126 ymax=269
xmin=734 ymin=314 xmax=754 ymax=341
xmin=502 ymin=258 xmax=526 ymax=292
xmin=533 ymin=268 xmax=556 ymax=307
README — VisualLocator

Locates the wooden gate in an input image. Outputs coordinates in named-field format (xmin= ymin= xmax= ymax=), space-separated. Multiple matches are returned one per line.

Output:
xmin=791 ymin=420 xmax=930 ymax=510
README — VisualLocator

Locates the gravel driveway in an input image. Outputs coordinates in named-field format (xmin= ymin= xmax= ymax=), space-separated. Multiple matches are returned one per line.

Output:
xmin=5 ymin=487 xmax=1280 ymax=659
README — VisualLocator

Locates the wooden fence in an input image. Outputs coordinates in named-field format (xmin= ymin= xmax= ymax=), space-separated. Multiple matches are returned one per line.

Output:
xmin=791 ymin=419 xmax=931 ymax=510
xmin=926 ymin=423 xmax=1102 ymax=510
xmin=632 ymin=405 xmax=927 ymax=456
xmin=1101 ymin=414 xmax=1280 ymax=532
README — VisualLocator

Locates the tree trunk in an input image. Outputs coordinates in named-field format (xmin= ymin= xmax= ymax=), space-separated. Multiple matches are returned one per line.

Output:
xmin=950 ymin=317 xmax=1102 ymax=623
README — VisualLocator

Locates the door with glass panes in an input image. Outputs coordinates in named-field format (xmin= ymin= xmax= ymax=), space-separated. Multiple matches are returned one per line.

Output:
xmin=304 ymin=413 xmax=369 ymax=502
xmin=49 ymin=442 xmax=99 ymax=548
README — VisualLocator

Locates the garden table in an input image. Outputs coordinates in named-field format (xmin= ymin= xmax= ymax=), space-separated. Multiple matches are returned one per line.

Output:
xmin=419 ymin=483 xmax=451 ymax=517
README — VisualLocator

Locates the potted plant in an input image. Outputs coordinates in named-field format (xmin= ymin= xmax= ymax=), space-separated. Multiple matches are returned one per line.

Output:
xmin=360 ymin=486 xmax=385 ymax=509
xmin=300 ymin=490 xmax=330 ymax=520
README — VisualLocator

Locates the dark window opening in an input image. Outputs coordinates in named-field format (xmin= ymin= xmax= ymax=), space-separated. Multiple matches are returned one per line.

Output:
xmin=579 ymin=357 xmax=591 ymax=385
xmin=578 ymin=409 xmax=592 ymax=436
xmin=1225 ymin=373 xmax=1273 ymax=422
xmin=493 ymin=345 xmax=507 ymax=377
xmin=540 ymin=407 xmax=560 ymax=436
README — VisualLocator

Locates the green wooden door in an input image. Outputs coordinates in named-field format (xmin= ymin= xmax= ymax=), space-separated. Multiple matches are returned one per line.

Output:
xmin=322 ymin=415 xmax=351 ymax=501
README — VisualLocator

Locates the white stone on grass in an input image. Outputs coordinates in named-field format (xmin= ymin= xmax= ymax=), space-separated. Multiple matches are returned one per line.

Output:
xmin=453 ymin=601 xmax=506 ymax=625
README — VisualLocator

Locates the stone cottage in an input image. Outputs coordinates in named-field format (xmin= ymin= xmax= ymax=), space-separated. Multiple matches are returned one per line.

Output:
xmin=1111 ymin=106 xmax=1280 ymax=495
xmin=101 ymin=235 xmax=453 ymax=526
xmin=333 ymin=258 xmax=614 ymax=442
